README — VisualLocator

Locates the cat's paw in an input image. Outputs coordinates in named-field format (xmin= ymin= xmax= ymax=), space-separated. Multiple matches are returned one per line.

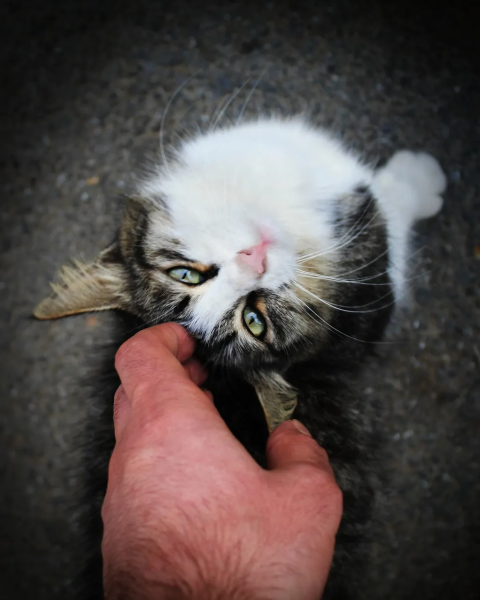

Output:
xmin=381 ymin=150 xmax=447 ymax=220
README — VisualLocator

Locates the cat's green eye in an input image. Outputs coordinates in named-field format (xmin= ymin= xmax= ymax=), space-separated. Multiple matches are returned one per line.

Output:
xmin=168 ymin=268 xmax=204 ymax=285
xmin=243 ymin=306 xmax=266 ymax=338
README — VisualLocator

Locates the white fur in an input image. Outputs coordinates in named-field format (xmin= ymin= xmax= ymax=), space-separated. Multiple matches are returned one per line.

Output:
xmin=142 ymin=118 xmax=446 ymax=337
xmin=372 ymin=150 xmax=446 ymax=296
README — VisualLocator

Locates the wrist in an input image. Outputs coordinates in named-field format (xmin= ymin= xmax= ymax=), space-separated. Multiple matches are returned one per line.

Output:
xmin=104 ymin=535 xmax=289 ymax=600
xmin=104 ymin=561 xmax=264 ymax=600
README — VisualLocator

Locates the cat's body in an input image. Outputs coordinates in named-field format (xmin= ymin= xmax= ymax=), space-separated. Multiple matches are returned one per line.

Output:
xmin=35 ymin=117 xmax=446 ymax=599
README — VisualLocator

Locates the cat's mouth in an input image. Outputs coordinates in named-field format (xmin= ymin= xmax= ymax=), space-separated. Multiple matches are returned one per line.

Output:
xmin=195 ymin=340 xmax=297 ymax=432
xmin=193 ymin=333 xmax=280 ymax=371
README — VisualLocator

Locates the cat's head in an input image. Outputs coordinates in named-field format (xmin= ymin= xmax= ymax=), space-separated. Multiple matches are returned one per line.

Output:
xmin=35 ymin=118 xmax=372 ymax=373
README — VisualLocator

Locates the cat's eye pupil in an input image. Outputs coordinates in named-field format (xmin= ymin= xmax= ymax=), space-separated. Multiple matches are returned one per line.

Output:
xmin=168 ymin=268 xmax=204 ymax=285
xmin=243 ymin=306 xmax=266 ymax=338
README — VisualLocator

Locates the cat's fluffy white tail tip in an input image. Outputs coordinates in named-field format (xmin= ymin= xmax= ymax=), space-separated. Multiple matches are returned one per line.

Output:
xmin=381 ymin=150 xmax=447 ymax=220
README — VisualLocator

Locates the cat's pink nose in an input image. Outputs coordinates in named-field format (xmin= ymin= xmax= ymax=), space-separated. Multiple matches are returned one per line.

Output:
xmin=237 ymin=239 xmax=269 ymax=275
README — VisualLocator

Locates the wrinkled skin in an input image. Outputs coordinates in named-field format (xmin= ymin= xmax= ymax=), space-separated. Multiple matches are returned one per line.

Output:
xmin=102 ymin=324 xmax=343 ymax=600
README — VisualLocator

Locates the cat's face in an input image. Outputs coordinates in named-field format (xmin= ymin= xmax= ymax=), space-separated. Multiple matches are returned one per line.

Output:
xmin=35 ymin=119 xmax=373 ymax=373
xmin=121 ymin=202 xmax=328 ymax=372
xmin=120 ymin=120 xmax=367 ymax=370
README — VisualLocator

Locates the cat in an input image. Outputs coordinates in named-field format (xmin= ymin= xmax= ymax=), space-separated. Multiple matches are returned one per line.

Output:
xmin=34 ymin=116 xmax=446 ymax=599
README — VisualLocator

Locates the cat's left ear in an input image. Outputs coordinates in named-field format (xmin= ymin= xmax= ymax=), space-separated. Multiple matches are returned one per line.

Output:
xmin=33 ymin=243 xmax=131 ymax=320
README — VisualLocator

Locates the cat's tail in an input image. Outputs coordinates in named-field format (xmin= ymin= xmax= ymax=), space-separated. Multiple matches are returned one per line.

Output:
xmin=372 ymin=150 xmax=447 ymax=222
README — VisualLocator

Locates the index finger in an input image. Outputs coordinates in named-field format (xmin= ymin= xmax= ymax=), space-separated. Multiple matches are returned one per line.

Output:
xmin=115 ymin=323 xmax=196 ymax=405
xmin=114 ymin=323 xmax=227 ymax=446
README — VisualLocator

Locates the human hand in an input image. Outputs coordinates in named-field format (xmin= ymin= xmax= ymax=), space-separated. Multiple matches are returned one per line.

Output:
xmin=102 ymin=323 xmax=342 ymax=600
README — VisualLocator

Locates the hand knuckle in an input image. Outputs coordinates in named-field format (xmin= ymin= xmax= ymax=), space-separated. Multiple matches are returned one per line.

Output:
xmin=297 ymin=461 xmax=328 ymax=483
xmin=115 ymin=333 xmax=158 ymax=375
xmin=312 ymin=470 xmax=342 ymax=506
xmin=116 ymin=337 xmax=141 ymax=369
xmin=297 ymin=436 xmax=329 ymax=462
xmin=329 ymin=481 xmax=343 ymax=509
xmin=294 ymin=457 xmax=334 ymax=486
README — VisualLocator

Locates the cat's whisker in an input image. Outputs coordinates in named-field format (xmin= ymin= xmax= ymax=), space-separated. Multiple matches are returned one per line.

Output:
xmin=295 ymin=266 xmax=395 ymax=286
xmin=327 ymin=247 xmax=390 ymax=278
xmin=294 ymin=277 xmax=417 ymax=315
xmin=175 ymin=102 xmax=211 ymax=145
xmin=296 ymin=264 xmax=425 ymax=312
xmin=299 ymin=214 xmax=378 ymax=263
xmin=287 ymin=290 xmax=370 ymax=343
xmin=297 ymin=195 xmax=374 ymax=261
xmin=295 ymin=281 xmax=389 ymax=315
xmin=236 ymin=67 xmax=268 ymax=125
xmin=329 ymin=287 xmax=395 ymax=310
xmin=210 ymin=78 xmax=253 ymax=132
xmin=296 ymin=245 xmax=427 ymax=286
xmin=159 ymin=70 xmax=202 ymax=174
xmin=295 ymin=269 xmax=391 ymax=286
xmin=288 ymin=289 xmax=402 ymax=345
xmin=208 ymin=94 xmax=235 ymax=133
xmin=297 ymin=199 xmax=377 ymax=262
xmin=326 ymin=276 xmax=419 ymax=312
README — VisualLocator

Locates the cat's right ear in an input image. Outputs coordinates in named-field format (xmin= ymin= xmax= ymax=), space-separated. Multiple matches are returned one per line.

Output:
xmin=33 ymin=243 xmax=132 ymax=320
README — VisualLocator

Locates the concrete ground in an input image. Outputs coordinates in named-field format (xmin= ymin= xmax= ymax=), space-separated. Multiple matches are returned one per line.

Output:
xmin=1 ymin=0 xmax=479 ymax=598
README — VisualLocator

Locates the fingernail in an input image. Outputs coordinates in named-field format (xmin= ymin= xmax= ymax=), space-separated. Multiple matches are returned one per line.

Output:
xmin=291 ymin=419 xmax=312 ymax=437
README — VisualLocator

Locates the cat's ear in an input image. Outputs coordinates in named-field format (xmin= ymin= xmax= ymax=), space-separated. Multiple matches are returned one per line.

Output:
xmin=251 ymin=372 xmax=298 ymax=432
xmin=33 ymin=243 xmax=131 ymax=320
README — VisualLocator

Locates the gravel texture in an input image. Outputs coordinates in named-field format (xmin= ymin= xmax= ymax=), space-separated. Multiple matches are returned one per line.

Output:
xmin=1 ymin=1 xmax=479 ymax=598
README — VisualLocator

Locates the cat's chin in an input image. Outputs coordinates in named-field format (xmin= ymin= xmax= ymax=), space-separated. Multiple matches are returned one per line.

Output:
xmin=193 ymin=342 xmax=278 ymax=373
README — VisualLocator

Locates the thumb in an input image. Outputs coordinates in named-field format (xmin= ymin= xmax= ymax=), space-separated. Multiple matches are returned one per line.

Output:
xmin=266 ymin=420 xmax=334 ymax=475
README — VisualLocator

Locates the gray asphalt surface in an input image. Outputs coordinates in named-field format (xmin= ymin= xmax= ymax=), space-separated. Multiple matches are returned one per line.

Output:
xmin=1 ymin=1 xmax=479 ymax=598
